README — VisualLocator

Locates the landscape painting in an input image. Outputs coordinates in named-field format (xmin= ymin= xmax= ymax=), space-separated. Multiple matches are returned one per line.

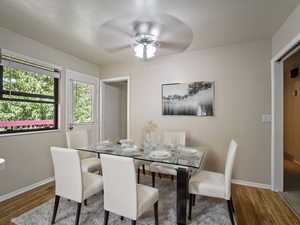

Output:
xmin=162 ymin=82 xmax=214 ymax=116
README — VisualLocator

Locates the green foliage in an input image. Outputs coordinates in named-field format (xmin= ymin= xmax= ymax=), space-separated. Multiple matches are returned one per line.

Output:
xmin=0 ymin=66 xmax=54 ymax=122
xmin=72 ymin=81 xmax=93 ymax=124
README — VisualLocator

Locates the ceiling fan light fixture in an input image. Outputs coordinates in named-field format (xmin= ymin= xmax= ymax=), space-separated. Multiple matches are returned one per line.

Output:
xmin=134 ymin=43 xmax=156 ymax=60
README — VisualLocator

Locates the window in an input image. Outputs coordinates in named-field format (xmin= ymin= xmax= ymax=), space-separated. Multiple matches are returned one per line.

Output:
xmin=0 ymin=51 xmax=60 ymax=134
xmin=72 ymin=80 xmax=94 ymax=124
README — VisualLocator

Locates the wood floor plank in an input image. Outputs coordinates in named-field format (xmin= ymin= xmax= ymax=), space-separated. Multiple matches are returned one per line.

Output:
xmin=0 ymin=179 xmax=299 ymax=225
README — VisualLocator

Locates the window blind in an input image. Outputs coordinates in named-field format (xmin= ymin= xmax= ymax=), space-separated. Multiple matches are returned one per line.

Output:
xmin=0 ymin=48 xmax=61 ymax=78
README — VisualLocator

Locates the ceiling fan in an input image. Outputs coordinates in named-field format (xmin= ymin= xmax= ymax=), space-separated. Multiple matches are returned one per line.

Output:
xmin=98 ymin=13 xmax=193 ymax=60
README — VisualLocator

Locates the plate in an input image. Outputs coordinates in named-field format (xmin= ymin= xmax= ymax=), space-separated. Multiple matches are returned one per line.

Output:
xmin=119 ymin=139 xmax=134 ymax=145
xmin=122 ymin=146 xmax=138 ymax=153
xmin=180 ymin=147 xmax=198 ymax=156
xmin=149 ymin=150 xmax=172 ymax=159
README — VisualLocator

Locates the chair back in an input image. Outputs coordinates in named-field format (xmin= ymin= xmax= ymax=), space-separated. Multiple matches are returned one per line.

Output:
xmin=224 ymin=140 xmax=238 ymax=200
xmin=163 ymin=131 xmax=186 ymax=146
xmin=100 ymin=154 xmax=138 ymax=219
xmin=50 ymin=147 xmax=83 ymax=202
xmin=66 ymin=129 xmax=93 ymax=159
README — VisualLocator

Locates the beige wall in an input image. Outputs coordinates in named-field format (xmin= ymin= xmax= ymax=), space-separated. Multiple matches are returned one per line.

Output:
xmin=0 ymin=27 xmax=100 ymax=195
xmin=100 ymin=40 xmax=272 ymax=184
xmin=102 ymin=81 xmax=127 ymax=141
xmin=272 ymin=3 xmax=300 ymax=56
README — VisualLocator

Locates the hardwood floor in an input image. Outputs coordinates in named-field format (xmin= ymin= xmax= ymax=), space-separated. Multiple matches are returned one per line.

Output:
xmin=233 ymin=184 xmax=300 ymax=225
xmin=0 ymin=182 xmax=55 ymax=225
xmin=0 ymin=179 xmax=299 ymax=225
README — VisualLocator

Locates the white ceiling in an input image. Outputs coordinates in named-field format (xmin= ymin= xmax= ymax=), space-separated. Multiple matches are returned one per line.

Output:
xmin=0 ymin=0 xmax=299 ymax=66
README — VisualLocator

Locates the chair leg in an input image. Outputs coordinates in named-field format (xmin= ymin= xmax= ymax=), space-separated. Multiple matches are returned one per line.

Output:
xmin=230 ymin=197 xmax=235 ymax=213
xmin=131 ymin=220 xmax=136 ymax=225
xmin=188 ymin=194 xmax=193 ymax=220
xmin=137 ymin=168 xmax=140 ymax=184
xmin=104 ymin=210 xmax=109 ymax=225
xmin=154 ymin=201 xmax=159 ymax=225
xmin=192 ymin=194 xmax=196 ymax=206
xmin=143 ymin=164 xmax=146 ymax=174
xmin=75 ymin=203 xmax=82 ymax=225
xmin=84 ymin=199 xmax=87 ymax=206
xmin=152 ymin=172 xmax=156 ymax=187
xmin=227 ymin=200 xmax=235 ymax=225
xmin=51 ymin=195 xmax=60 ymax=224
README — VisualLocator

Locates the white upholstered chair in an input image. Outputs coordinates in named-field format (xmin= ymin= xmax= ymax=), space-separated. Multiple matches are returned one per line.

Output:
xmin=149 ymin=131 xmax=186 ymax=187
xmin=50 ymin=147 xmax=103 ymax=225
xmin=66 ymin=129 xmax=101 ymax=173
xmin=100 ymin=154 xmax=159 ymax=225
xmin=188 ymin=140 xmax=238 ymax=225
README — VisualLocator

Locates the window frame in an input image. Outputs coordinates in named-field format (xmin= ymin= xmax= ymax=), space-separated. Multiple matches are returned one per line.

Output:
xmin=0 ymin=65 xmax=59 ymax=134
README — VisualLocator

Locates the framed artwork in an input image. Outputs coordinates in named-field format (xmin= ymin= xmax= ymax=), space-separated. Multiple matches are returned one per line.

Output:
xmin=162 ymin=81 xmax=215 ymax=116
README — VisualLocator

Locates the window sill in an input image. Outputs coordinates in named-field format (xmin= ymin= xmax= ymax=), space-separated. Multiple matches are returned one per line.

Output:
xmin=0 ymin=129 xmax=61 ymax=137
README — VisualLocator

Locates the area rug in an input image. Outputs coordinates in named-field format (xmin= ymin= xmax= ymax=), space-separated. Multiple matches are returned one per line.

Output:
xmin=12 ymin=176 xmax=233 ymax=225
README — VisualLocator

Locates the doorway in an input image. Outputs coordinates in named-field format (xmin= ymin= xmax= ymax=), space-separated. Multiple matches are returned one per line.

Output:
xmin=283 ymin=49 xmax=300 ymax=216
xmin=100 ymin=77 xmax=129 ymax=142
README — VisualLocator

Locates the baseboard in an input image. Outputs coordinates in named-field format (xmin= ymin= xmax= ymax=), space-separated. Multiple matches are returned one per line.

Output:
xmin=0 ymin=177 xmax=54 ymax=202
xmin=232 ymin=179 xmax=272 ymax=190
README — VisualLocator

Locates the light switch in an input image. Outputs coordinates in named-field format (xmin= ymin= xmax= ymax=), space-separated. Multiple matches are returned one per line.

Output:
xmin=262 ymin=114 xmax=272 ymax=122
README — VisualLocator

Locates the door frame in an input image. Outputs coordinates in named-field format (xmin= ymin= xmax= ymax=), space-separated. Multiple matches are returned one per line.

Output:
xmin=99 ymin=76 xmax=130 ymax=141
xmin=271 ymin=33 xmax=300 ymax=192
xmin=65 ymin=69 xmax=100 ymax=143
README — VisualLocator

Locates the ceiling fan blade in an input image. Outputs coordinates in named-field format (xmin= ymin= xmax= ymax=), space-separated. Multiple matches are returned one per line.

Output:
xmin=159 ymin=41 xmax=190 ymax=51
xmin=102 ymin=24 xmax=132 ymax=37
xmin=105 ymin=44 xmax=131 ymax=53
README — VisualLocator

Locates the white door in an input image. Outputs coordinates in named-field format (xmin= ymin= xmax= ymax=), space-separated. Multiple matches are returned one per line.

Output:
xmin=66 ymin=70 xmax=99 ymax=145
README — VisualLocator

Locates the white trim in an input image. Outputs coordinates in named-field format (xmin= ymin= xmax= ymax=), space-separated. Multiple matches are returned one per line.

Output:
xmin=100 ymin=76 xmax=130 ymax=83
xmin=232 ymin=179 xmax=272 ymax=190
xmin=0 ymin=177 xmax=54 ymax=202
xmin=271 ymin=33 xmax=300 ymax=192
xmin=100 ymin=76 xmax=130 ymax=141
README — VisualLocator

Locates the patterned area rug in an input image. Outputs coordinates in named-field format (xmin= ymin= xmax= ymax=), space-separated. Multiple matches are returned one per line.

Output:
xmin=12 ymin=176 xmax=232 ymax=225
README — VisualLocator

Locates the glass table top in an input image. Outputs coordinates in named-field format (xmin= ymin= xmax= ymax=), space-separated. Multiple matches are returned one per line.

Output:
xmin=77 ymin=144 xmax=207 ymax=169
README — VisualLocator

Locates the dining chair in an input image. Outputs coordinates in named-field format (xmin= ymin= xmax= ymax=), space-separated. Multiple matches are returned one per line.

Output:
xmin=66 ymin=129 xmax=101 ymax=173
xmin=149 ymin=131 xmax=186 ymax=187
xmin=188 ymin=140 xmax=238 ymax=225
xmin=100 ymin=154 xmax=159 ymax=225
xmin=50 ymin=147 xmax=103 ymax=225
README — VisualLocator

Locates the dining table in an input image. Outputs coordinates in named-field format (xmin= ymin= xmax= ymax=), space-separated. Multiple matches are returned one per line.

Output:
xmin=77 ymin=144 xmax=207 ymax=225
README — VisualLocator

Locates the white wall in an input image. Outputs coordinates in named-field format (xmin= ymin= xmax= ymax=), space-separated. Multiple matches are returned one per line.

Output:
xmin=272 ymin=3 xmax=300 ymax=56
xmin=101 ymin=40 xmax=272 ymax=185
xmin=0 ymin=27 xmax=100 ymax=195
